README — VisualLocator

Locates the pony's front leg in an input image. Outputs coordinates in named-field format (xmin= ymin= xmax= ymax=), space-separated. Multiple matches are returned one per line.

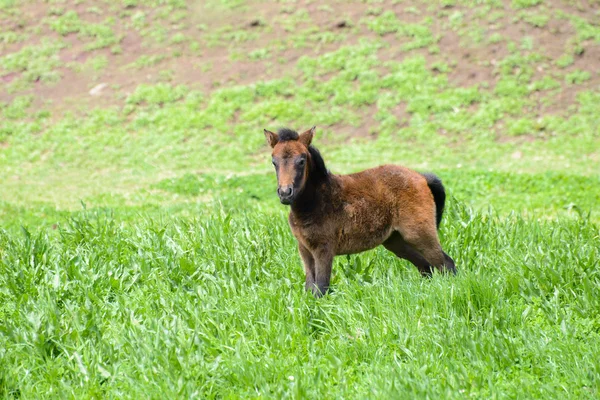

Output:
xmin=312 ymin=246 xmax=334 ymax=297
xmin=298 ymin=243 xmax=315 ymax=292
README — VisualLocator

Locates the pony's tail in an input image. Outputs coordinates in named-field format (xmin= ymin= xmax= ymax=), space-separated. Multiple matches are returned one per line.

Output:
xmin=421 ymin=173 xmax=446 ymax=229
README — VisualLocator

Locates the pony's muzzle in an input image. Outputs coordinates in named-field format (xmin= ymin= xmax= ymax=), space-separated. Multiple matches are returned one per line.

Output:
xmin=278 ymin=185 xmax=294 ymax=204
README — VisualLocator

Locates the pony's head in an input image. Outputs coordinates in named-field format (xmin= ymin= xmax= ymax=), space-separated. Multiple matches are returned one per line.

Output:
xmin=264 ymin=126 xmax=315 ymax=205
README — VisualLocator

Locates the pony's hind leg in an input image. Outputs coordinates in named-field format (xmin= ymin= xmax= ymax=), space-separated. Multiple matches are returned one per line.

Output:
xmin=411 ymin=235 xmax=456 ymax=275
xmin=443 ymin=252 xmax=457 ymax=274
xmin=395 ymin=224 xmax=456 ymax=275
xmin=383 ymin=232 xmax=434 ymax=276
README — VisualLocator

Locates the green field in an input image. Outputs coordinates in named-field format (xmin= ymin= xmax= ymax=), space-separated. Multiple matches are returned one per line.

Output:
xmin=1 ymin=0 xmax=599 ymax=398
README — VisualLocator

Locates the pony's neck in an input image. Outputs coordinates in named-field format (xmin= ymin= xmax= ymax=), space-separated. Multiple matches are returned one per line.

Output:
xmin=290 ymin=179 xmax=319 ymax=215
xmin=290 ymin=151 xmax=331 ymax=216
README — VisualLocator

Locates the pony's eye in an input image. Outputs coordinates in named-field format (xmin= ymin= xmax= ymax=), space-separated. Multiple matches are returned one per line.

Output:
xmin=297 ymin=158 xmax=306 ymax=166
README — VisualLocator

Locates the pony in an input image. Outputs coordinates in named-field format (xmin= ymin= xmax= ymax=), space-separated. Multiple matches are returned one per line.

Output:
xmin=264 ymin=126 xmax=456 ymax=297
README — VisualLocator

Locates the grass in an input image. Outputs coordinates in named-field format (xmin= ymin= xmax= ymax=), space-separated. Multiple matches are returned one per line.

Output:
xmin=48 ymin=11 xmax=121 ymax=51
xmin=0 ymin=39 xmax=65 ymax=91
xmin=1 ymin=0 xmax=599 ymax=397
xmin=1 ymin=203 xmax=599 ymax=397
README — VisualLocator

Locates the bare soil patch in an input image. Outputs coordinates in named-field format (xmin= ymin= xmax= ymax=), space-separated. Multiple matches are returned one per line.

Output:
xmin=1 ymin=0 xmax=598 ymax=139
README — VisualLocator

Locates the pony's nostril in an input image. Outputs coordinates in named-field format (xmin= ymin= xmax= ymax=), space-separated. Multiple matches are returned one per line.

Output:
xmin=279 ymin=186 xmax=293 ymax=197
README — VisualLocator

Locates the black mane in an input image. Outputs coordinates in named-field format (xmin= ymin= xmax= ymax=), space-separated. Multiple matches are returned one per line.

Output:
xmin=308 ymin=145 xmax=329 ymax=183
xmin=277 ymin=128 xmax=299 ymax=142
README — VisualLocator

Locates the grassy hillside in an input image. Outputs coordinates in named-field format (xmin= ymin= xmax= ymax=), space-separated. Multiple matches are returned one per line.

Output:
xmin=1 ymin=0 xmax=599 ymax=397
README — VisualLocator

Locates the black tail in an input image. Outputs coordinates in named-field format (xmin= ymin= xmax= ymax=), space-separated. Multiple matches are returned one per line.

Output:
xmin=421 ymin=173 xmax=446 ymax=229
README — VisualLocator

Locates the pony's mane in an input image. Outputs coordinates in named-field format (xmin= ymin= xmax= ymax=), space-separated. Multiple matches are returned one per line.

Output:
xmin=277 ymin=128 xmax=299 ymax=142
xmin=308 ymin=145 xmax=329 ymax=182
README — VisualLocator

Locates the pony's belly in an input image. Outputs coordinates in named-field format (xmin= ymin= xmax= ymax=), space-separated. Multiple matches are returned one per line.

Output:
xmin=333 ymin=200 xmax=394 ymax=255
xmin=336 ymin=226 xmax=393 ymax=255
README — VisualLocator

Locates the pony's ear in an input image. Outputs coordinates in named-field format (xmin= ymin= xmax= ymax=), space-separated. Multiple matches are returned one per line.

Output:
xmin=299 ymin=126 xmax=315 ymax=147
xmin=264 ymin=129 xmax=278 ymax=148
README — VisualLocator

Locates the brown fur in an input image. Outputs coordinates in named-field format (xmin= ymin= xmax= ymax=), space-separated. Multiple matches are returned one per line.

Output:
xmin=264 ymin=127 xmax=456 ymax=297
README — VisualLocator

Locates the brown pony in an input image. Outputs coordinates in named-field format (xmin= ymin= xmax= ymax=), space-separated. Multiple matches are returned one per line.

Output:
xmin=264 ymin=126 xmax=456 ymax=297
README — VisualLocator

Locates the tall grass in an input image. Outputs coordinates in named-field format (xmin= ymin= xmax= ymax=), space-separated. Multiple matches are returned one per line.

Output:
xmin=1 ymin=203 xmax=598 ymax=398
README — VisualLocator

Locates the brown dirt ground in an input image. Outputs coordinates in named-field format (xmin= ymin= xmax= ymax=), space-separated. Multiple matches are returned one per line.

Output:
xmin=1 ymin=0 xmax=598 ymax=138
